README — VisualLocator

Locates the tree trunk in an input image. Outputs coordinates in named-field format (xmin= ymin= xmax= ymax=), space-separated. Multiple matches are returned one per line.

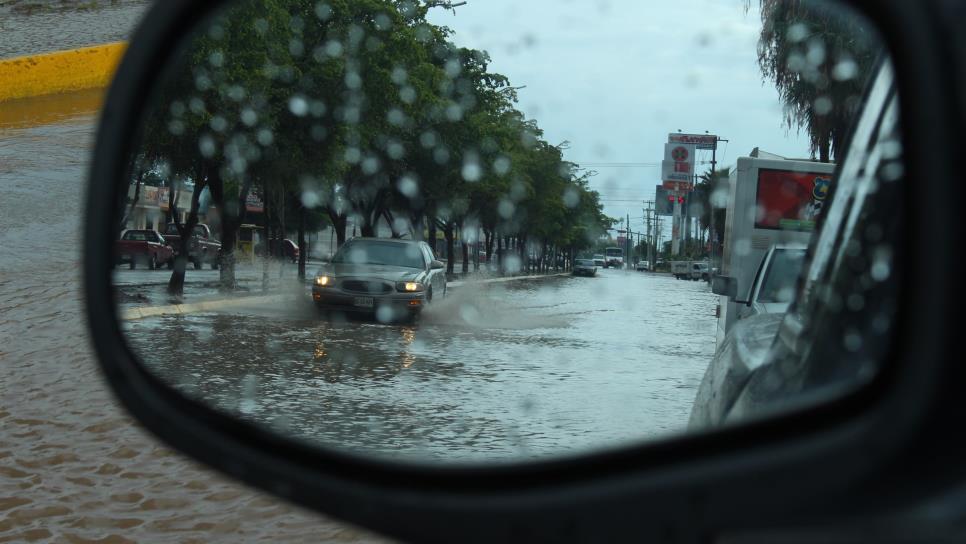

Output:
xmin=298 ymin=205 xmax=307 ymax=280
xmin=167 ymin=169 xmax=205 ymax=296
xmin=262 ymin=184 xmax=271 ymax=293
xmin=120 ymin=169 xmax=145 ymax=231
xmin=444 ymin=224 xmax=455 ymax=275
xmin=427 ymin=215 xmax=437 ymax=255
xmin=461 ymin=240 xmax=469 ymax=274
xmin=211 ymin=170 xmax=252 ymax=291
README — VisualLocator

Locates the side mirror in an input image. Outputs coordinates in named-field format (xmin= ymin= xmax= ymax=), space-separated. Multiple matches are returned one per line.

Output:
xmin=430 ymin=260 xmax=445 ymax=270
xmin=711 ymin=275 xmax=737 ymax=298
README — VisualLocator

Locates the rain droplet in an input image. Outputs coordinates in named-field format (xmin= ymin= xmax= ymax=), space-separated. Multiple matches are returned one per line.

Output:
xmin=444 ymin=58 xmax=461 ymax=78
xmin=498 ymin=199 xmax=515 ymax=219
xmin=814 ymin=96 xmax=833 ymax=115
xmin=397 ymin=176 xmax=419 ymax=198
xmin=493 ymin=156 xmax=511 ymax=175
xmin=289 ymin=95 xmax=309 ymax=117
xmin=399 ymin=86 xmax=416 ymax=104
xmin=254 ymin=18 xmax=269 ymax=35
xmin=833 ymin=59 xmax=859 ymax=81
xmin=563 ymin=187 xmax=579 ymax=208
xmin=787 ymin=23 xmax=809 ymax=43
xmin=315 ymin=2 xmax=333 ymax=20
xmin=210 ymin=116 xmax=228 ymax=132
xmin=391 ymin=67 xmax=408 ymax=85
xmin=208 ymin=51 xmax=224 ymax=68
xmin=446 ymin=104 xmax=463 ymax=121
xmin=240 ymin=108 xmax=257 ymax=127
xmin=362 ymin=156 xmax=381 ymax=175
xmin=387 ymin=141 xmax=405 ymax=160
xmin=387 ymin=108 xmax=406 ymax=126
xmin=344 ymin=147 xmax=362 ymax=164
xmin=199 ymin=135 xmax=216 ymax=158
xmin=843 ymin=330 xmax=863 ymax=352
xmin=257 ymin=128 xmax=274 ymax=146
xmin=345 ymin=71 xmax=363 ymax=90
xmin=462 ymin=153 xmax=482 ymax=182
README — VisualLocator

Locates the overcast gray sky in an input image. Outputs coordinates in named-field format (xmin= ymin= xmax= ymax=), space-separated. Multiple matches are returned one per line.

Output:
xmin=428 ymin=0 xmax=815 ymax=233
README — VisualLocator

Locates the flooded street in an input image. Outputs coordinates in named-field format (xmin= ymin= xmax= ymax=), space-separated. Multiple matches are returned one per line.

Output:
xmin=122 ymin=271 xmax=717 ymax=462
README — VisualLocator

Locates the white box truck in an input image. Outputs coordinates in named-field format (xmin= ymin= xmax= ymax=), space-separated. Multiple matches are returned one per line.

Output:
xmin=711 ymin=155 xmax=835 ymax=349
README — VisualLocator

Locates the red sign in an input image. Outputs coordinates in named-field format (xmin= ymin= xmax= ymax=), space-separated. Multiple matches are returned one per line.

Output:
xmin=669 ymin=133 xmax=718 ymax=149
xmin=754 ymin=169 xmax=833 ymax=231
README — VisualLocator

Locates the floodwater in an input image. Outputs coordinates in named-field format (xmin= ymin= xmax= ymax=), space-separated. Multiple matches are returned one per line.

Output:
xmin=122 ymin=271 xmax=718 ymax=463
xmin=0 ymin=33 xmax=389 ymax=544
xmin=0 ymin=0 xmax=149 ymax=59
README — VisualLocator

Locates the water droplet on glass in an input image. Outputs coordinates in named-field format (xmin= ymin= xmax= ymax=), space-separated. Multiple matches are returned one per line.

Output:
xmin=493 ymin=156 xmax=511 ymax=176
xmin=254 ymin=18 xmax=269 ymax=35
xmin=289 ymin=95 xmax=309 ymax=117
xmin=814 ymin=96 xmax=833 ymax=115
xmin=397 ymin=176 xmax=419 ymax=198
xmin=833 ymin=58 xmax=859 ymax=81
xmin=563 ymin=187 xmax=580 ymax=208
xmin=324 ymin=39 xmax=343 ymax=57
xmin=498 ymin=199 xmax=515 ymax=219
xmin=344 ymin=147 xmax=362 ymax=164
xmin=462 ymin=153 xmax=482 ymax=182
xmin=315 ymin=2 xmax=333 ymax=20
xmin=208 ymin=51 xmax=224 ymax=68
xmin=387 ymin=108 xmax=406 ymax=126
xmin=786 ymin=22 xmax=809 ymax=43
xmin=198 ymin=135 xmax=216 ymax=158
xmin=345 ymin=71 xmax=363 ymax=90
xmin=257 ymin=128 xmax=274 ymax=146
xmin=387 ymin=141 xmax=405 ymax=160
xmin=445 ymin=104 xmax=464 ymax=121
xmin=362 ymin=156 xmax=381 ymax=175
xmin=843 ymin=330 xmax=863 ymax=352
xmin=289 ymin=39 xmax=305 ymax=58
xmin=168 ymin=120 xmax=185 ymax=136
xmin=209 ymin=116 xmax=228 ymax=132
xmin=240 ymin=108 xmax=257 ymax=127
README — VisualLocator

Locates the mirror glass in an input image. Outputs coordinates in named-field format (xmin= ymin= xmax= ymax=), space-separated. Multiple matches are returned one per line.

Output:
xmin=111 ymin=0 xmax=900 ymax=463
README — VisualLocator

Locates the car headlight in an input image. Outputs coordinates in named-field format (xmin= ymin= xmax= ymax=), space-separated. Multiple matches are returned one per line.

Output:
xmin=315 ymin=275 xmax=332 ymax=286
xmin=396 ymin=281 xmax=425 ymax=292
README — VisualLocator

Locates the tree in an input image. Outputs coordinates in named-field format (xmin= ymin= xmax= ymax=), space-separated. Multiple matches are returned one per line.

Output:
xmin=752 ymin=0 xmax=879 ymax=161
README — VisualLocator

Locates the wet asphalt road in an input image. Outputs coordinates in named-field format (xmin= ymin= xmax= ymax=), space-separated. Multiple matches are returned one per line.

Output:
xmin=121 ymin=268 xmax=718 ymax=463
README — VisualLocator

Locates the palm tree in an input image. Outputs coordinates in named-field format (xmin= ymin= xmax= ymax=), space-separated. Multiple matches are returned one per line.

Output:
xmin=750 ymin=0 xmax=879 ymax=162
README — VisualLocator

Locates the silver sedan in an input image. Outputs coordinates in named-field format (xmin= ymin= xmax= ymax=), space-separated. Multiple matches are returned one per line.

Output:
xmin=312 ymin=238 xmax=447 ymax=322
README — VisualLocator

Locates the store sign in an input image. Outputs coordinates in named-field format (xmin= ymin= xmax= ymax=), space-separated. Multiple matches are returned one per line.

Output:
xmin=246 ymin=193 xmax=264 ymax=213
xmin=668 ymin=133 xmax=718 ymax=150
xmin=661 ymin=143 xmax=695 ymax=184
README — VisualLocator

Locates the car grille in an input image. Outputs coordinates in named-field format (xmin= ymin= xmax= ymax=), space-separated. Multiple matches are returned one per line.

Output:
xmin=341 ymin=280 xmax=393 ymax=294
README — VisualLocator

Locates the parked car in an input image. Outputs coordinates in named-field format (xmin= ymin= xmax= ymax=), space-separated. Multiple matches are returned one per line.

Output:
xmin=573 ymin=258 xmax=597 ymax=277
xmin=312 ymin=238 xmax=447 ymax=321
xmin=161 ymin=223 xmax=221 ymax=269
xmin=636 ymin=260 xmax=650 ymax=271
xmin=115 ymin=229 xmax=175 ymax=270
xmin=255 ymin=238 xmax=300 ymax=263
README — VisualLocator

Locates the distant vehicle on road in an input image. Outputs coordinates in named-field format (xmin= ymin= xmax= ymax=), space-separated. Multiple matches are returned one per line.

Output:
xmin=592 ymin=254 xmax=605 ymax=267
xmin=671 ymin=260 xmax=710 ymax=280
xmin=604 ymin=247 xmax=624 ymax=268
xmin=636 ymin=260 xmax=650 ymax=272
xmin=312 ymin=238 xmax=447 ymax=322
xmin=116 ymin=229 xmax=174 ymax=270
xmin=162 ymin=223 xmax=221 ymax=269
xmin=573 ymin=259 xmax=597 ymax=277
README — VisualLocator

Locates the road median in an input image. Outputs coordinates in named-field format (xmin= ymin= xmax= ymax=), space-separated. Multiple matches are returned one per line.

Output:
xmin=0 ymin=42 xmax=126 ymax=102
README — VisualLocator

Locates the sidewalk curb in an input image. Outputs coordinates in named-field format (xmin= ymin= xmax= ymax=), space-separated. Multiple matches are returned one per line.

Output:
xmin=121 ymin=293 xmax=299 ymax=321
xmin=0 ymin=42 xmax=126 ymax=102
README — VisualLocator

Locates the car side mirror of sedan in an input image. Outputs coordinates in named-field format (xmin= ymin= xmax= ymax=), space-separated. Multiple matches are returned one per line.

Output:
xmin=80 ymin=0 xmax=966 ymax=542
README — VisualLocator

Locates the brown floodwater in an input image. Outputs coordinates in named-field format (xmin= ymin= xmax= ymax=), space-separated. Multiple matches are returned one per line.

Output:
xmin=1 ymin=3 xmax=389 ymax=541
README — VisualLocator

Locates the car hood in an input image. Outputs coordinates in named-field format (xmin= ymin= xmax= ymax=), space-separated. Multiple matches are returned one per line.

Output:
xmin=317 ymin=263 xmax=426 ymax=282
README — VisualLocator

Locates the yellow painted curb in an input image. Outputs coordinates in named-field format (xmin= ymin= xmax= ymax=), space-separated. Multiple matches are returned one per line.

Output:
xmin=0 ymin=42 xmax=127 ymax=103
xmin=121 ymin=294 xmax=300 ymax=321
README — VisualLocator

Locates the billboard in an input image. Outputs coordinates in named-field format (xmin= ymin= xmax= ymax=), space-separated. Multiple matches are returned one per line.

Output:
xmin=655 ymin=185 xmax=673 ymax=215
xmin=754 ymin=169 xmax=832 ymax=231
xmin=668 ymin=133 xmax=718 ymax=150
xmin=661 ymin=143 xmax=695 ymax=184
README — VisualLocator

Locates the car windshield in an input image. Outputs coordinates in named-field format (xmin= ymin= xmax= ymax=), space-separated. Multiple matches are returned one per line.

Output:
xmin=757 ymin=249 xmax=807 ymax=303
xmin=576 ymin=259 xmax=594 ymax=266
xmin=331 ymin=241 xmax=425 ymax=269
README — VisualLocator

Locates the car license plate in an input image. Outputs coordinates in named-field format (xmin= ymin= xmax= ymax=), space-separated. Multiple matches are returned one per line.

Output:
xmin=353 ymin=297 xmax=374 ymax=308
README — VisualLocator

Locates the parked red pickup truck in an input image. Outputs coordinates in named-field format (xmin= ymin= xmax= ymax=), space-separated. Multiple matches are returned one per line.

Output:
xmin=161 ymin=223 xmax=221 ymax=270
xmin=116 ymin=229 xmax=175 ymax=270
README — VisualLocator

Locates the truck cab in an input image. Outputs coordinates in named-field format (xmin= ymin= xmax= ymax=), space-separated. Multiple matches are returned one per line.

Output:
xmin=712 ymin=155 xmax=835 ymax=350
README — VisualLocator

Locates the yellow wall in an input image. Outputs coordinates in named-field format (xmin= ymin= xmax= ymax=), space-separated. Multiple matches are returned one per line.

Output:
xmin=0 ymin=42 xmax=127 ymax=103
